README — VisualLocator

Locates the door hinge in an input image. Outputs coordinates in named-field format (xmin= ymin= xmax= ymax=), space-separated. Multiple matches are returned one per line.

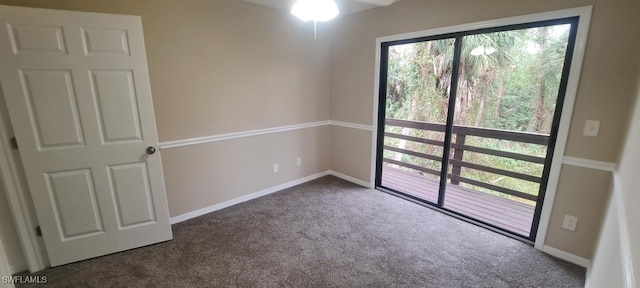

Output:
xmin=10 ymin=137 xmax=18 ymax=149
xmin=35 ymin=226 xmax=42 ymax=236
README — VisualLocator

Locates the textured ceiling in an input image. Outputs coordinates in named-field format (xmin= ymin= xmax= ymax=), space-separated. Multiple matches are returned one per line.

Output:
xmin=243 ymin=0 xmax=399 ymax=16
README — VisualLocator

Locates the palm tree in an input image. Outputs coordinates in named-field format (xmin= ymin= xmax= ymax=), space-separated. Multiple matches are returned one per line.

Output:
xmin=432 ymin=31 xmax=521 ymax=126
xmin=532 ymin=25 xmax=570 ymax=133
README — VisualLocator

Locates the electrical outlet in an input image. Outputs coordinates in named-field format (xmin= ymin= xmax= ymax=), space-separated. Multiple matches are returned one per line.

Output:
xmin=296 ymin=157 xmax=302 ymax=167
xmin=583 ymin=120 xmax=600 ymax=137
xmin=562 ymin=215 xmax=578 ymax=231
xmin=273 ymin=163 xmax=279 ymax=173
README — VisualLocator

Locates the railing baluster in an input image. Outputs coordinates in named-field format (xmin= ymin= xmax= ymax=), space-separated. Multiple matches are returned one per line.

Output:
xmin=382 ymin=118 xmax=548 ymax=202
xmin=450 ymin=133 xmax=466 ymax=185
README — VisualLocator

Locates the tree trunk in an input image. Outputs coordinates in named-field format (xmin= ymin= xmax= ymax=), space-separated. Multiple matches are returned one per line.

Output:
xmin=457 ymin=76 xmax=475 ymax=125
xmin=496 ymin=77 xmax=505 ymax=120
xmin=394 ymin=93 xmax=421 ymax=162
xmin=534 ymin=77 xmax=546 ymax=132
xmin=454 ymin=80 xmax=465 ymax=123
xmin=475 ymin=71 xmax=494 ymax=127
xmin=475 ymin=90 xmax=486 ymax=127
xmin=533 ymin=27 xmax=548 ymax=132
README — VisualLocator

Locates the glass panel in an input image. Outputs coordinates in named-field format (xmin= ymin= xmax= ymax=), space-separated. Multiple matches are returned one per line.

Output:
xmin=380 ymin=38 xmax=455 ymax=204
xmin=443 ymin=24 xmax=572 ymax=237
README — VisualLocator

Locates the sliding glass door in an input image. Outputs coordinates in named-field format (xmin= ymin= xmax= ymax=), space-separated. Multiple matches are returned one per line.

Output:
xmin=379 ymin=38 xmax=455 ymax=204
xmin=375 ymin=18 xmax=579 ymax=241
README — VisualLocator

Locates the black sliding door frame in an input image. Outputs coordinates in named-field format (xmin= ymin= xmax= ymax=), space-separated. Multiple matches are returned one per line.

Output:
xmin=375 ymin=17 xmax=580 ymax=242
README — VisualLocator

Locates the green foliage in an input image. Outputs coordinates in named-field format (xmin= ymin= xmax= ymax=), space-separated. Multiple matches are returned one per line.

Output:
xmin=384 ymin=24 xmax=571 ymax=205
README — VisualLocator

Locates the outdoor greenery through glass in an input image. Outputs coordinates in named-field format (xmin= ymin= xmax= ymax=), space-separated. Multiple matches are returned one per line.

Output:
xmin=383 ymin=24 xmax=571 ymax=206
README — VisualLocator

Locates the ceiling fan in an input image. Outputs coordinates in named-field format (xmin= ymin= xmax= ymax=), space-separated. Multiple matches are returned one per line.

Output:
xmin=242 ymin=0 xmax=401 ymax=38
xmin=290 ymin=0 xmax=399 ymax=22
xmin=289 ymin=0 xmax=399 ymax=38
xmin=352 ymin=0 xmax=398 ymax=5
xmin=243 ymin=1 xmax=401 ymax=17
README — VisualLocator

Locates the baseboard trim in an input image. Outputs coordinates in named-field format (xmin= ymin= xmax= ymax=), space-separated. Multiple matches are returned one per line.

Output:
xmin=542 ymin=245 xmax=590 ymax=268
xmin=9 ymin=263 xmax=27 ymax=274
xmin=169 ymin=170 xmax=374 ymax=225
xmin=585 ymin=265 xmax=592 ymax=288
xmin=169 ymin=171 xmax=330 ymax=224
xmin=328 ymin=170 xmax=372 ymax=188
xmin=612 ymin=174 xmax=636 ymax=288
xmin=168 ymin=169 xmax=594 ymax=272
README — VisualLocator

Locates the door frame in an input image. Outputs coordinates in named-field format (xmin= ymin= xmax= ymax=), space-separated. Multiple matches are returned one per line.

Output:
xmin=0 ymin=230 xmax=16 ymax=288
xmin=370 ymin=6 xmax=593 ymax=250
xmin=0 ymin=84 xmax=48 ymax=272
xmin=375 ymin=17 xmax=579 ymax=241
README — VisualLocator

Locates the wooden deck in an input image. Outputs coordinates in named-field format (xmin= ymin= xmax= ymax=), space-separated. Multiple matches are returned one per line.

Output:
xmin=381 ymin=166 xmax=535 ymax=236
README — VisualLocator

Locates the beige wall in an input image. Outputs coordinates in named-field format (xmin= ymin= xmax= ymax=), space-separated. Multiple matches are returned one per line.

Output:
xmin=0 ymin=0 xmax=332 ymax=142
xmin=0 ymin=0 xmax=333 ymax=211
xmin=0 ymin=0 xmax=332 ymax=270
xmin=545 ymin=165 xmax=611 ymax=259
xmin=329 ymin=0 xmax=640 ymax=258
xmin=163 ymin=126 xmax=330 ymax=217
xmin=330 ymin=126 xmax=372 ymax=182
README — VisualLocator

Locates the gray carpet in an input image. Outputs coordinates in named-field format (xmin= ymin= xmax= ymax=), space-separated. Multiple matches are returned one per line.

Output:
xmin=17 ymin=176 xmax=585 ymax=287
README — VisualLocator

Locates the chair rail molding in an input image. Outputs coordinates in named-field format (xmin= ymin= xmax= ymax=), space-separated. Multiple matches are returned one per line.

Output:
xmin=562 ymin=156 xmax=617 ymax=172
xmin=330 ymin=120 xmax=374 ymax=131
xmin=159 ymin=121 xmax=332 ymax=150
xmin=159 ymin=120 xmax=374 ymax=150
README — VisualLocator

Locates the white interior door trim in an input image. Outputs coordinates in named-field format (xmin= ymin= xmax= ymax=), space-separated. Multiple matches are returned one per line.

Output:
xmin=0 ymin=104 xmax=48 ymax=272
xmin=371 ymin=6 xmax=593 ymax=249
xmin=533 ymin=6 xmax=592 ymax=250
xmin=0 ymin=232 xmax=15 ymax=288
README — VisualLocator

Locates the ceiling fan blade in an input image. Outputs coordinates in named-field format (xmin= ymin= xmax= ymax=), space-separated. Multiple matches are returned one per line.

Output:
xmin=352 ymin=0 xmax=397 ymax=6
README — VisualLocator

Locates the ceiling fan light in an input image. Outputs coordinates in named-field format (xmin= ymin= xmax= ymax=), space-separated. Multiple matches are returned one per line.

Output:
xmin=291 ymin=0 xmax=340 ymax=22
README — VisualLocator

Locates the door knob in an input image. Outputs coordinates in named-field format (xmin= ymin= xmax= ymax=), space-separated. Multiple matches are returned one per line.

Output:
xmin=146 ymin=146 xmax=156 ymax=155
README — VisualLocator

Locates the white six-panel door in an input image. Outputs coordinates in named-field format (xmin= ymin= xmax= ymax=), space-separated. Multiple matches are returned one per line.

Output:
xmin=0 ymin=5 xmax=172 ymax=266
